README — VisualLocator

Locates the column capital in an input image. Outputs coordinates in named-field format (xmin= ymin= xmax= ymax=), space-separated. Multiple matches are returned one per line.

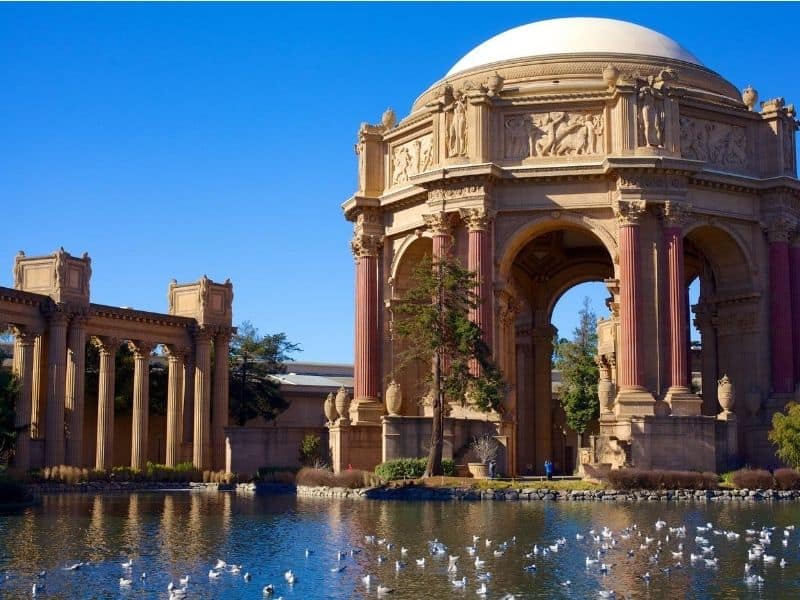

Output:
xmin=766 ymin=215 xmax=795 ymax=243
xmin=193 ymin=327 xmax=214 ymax=343
xmin=10 ymin=324 xmax=40 ymax=343
xmin=661 ymin=200 xmax=692 ymax=230
xmin=91 ymin=335 xmax=119 ymax=353
xmin=613 ymin=199 xmax=647 ymax=227
xmin=127 ymin=340 xmax=155 ymax=358
xmin=350 ymin=233 xmax=383 ymax=258
xmin=353 ymin=207 xmax=383 ymax=235
xmin=214 ymin=329 xmax=232 ymax=345
xmin=459 ymin=206 xmax=494 ymax=231
xmin=165 ymin=345 xmax=190 ymax=361
xmin=44 ymin=303 xmax=71 ymax=324
xmin=496 ymin=288 xmax=522 ymax=325
xmin=422 ymin=211 xmax=455 ymax=236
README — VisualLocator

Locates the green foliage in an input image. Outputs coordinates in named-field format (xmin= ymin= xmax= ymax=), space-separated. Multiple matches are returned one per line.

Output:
xmin=228 ymin=321 xmax=300 ymax=426
xmin=0 ymin=344 xmax=22 ymax=463
xmin=769 ymin=402 xmax=800 ymax=468
xmin=554 ymin=298 xmax=599 ymax=436
xmin=392 ymin=254 xmax=505 ymax=476
xmin=299 ymin=433 xmax=323 ymax=466
xmin=375 ymin=457 xmax=456 ymax=480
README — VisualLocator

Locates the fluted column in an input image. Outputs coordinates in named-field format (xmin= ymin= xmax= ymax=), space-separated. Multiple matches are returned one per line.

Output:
xmin=11 ymin=327 xmax=36 ymax=471
xmin=182 ymin=352 xmax=195 ymax=448
xmin=790 ymin=234 xmax=800 ymax=387
xmin=94 ymin=336 xmax=118 ymax=470
xmin=662 ymin=203 xmax=700 ymax=415
xmin=614 ymin=199 xmax=655 ymax=415
xmin=350 ymin=231 xmax=383 ymax=424
xmin=460 ymin=207 xmax=494 ymax=372
xmin=193 ymin=329 xmax=212 ymax=470
xmin=424 ymin=211 xmax=454 ymax=375
xmin=64 ymin=315 xmax=87 ymax=466
xmin=129 ymin=341 xmax=153 ymax=469
xmin=30 ymin=333 xmax=45 ymax=439
xmin=44 ymin=308 xmax=69 ymax=466
xmin=212 ymin=331 xmax=230 ymax=470
xmin=165 ymin=346 xmax=186 ymax=468
xmin=768 ymin=219 xmax=795 ymax=394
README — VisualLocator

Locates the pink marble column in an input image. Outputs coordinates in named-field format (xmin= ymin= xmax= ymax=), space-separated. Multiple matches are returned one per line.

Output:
xmin=424 ymin=212 xmax=454 ymax=374
xmin=664 ymin=226 xmax=689 ymax=391
xmin=44 ymin=309 xmax=69 ymax=466
xmin=461 ymin=207 xmax=493 ymax=370
xmin=616 ymin=206 xmax=645 ymax=391
xmin=352 ymin=235 xmax=381 ymax=402
xmin=165 ymin=346 xmax=185 ymax=468
xmin=790 ymin=237 xmax=800 ymax=386
xmin=769 ymin=224 xmax=794 ymax=394
xmin=129 ymin=341 xmax=153 ymax=470
xmin=193 ymin=329 xmax=212 ymax=469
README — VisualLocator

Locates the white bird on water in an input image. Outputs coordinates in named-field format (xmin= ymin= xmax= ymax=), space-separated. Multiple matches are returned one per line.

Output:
xmin=119 ymin=577 xmax=132 ymax=587
xmin=452 ymin=576 xmax=467 ymax=588
xmin=477 ymin=582 xmax=488 ymax=595
xmin=208 ymin=569 xmax=221 ymax=580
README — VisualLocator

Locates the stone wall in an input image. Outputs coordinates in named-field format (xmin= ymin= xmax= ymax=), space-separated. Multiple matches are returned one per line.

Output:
xmin=224 ymin=426 xmax=328 ymax=477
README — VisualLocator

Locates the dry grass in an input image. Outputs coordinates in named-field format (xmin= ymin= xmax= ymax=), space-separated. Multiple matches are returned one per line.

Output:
xmin=296 ymin=467 xmax=378 ymax=489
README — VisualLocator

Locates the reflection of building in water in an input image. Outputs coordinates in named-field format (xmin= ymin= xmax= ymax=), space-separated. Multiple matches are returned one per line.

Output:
xmin=85 ymin=495 xmax=108 ymax=562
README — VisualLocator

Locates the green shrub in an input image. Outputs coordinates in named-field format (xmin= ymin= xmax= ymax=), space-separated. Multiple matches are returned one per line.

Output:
xmin=299 ymin=433 xmax=323 ymax=466
xmin=376 ymin=457 xmax=458 ymax=480
xmin=441 ymin=459 xmax=456 ymax=477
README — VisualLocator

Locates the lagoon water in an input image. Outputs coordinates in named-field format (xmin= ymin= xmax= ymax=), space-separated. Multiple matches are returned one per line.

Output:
xmin=1 ymin=492 xmax=800 ymax=598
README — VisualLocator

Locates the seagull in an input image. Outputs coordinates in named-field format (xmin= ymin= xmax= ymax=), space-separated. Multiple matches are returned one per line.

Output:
xmin=214 ymin=559 xmax=227 ymax=570
xmin=452 ymin=576 xmax=467 ymax=588
xmin=476 ymin=572 xmax=492 ymax=581
xmin=63 ymin=562 xmax=83 ymax=571
xmin=179 ymin=575 xmax=190 ymax=586
xmin=244 ymin=572 xmax=252 ymax=581
xmin=780 ymin=558 xmax=788 ymax=567
xmin=305 ymin=548 xmax=313 ymax=557
xmin=331 ymin=565 xmax=346 ymax=573
xmin=121 ymin=558 xmax=133 ymax=569
xmin=263 ymin=584 xmax=275 ymax=596
xmin=598 ymin=591 xmax=616 ymax=599
xmin=477 ymin=582 xmax=488 ymax=595
xmin=523 ymin=564 xmax=537 ymax=572
xmin=416 ymin=558 xmax=425 ymax=566
xmin=32 ymin=583 xmax=44 ymax=596
xmin=284 ymin=570 xmax=297 ymax=584
xmin=120 ymin=577 xmax=132 ymax=587
xmin=576 ymin=533 xmax=585 ymax=540
xmin=377 ymin=584 xmax=394 ymax=595
xmin=395 ymin=561 xmax=406 ymax=571
xmin=208 ymin=570 xmax=221 ymax=580
xmin=362 ymin=574 xmax=373 ymax=586
xmin=475 ymin=556 xmax=486 ymax=568
xmin=401 ymin=547 xmax=408 ymax=555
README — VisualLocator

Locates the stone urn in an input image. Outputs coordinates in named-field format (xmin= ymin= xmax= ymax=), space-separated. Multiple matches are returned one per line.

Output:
xmin=468 ymin=462 xmax=489 ymax=479
xmin=742 ymin=85 xmax=758 ymax=111
xmin=486 ymin=72 xmax=504 ymax=96
xmin=323 ymin=392 xmax=337 ymax=424
xmin=598 ymin=378 xmax=615 ymax=414
xmin=381 ymin=107 xmax=397 ymax=130
xmin=385 ymin=380 xmax=403 ymax=416
xmin=717 ymin=374 xmax=735 ymax=413
xmin=334 ymin=386 xmax=351 ymax=423
xmin=602 ymin=64 xmax=620 ymax=88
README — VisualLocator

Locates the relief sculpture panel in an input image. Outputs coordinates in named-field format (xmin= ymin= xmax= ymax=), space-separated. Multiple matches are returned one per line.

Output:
xmin=391 ymin=134 xmax=433 ymax=185
xmin=503 ymin=111 xmax=604 ymax=160
xmin=679 ymin=116 xmax=747 ymax=171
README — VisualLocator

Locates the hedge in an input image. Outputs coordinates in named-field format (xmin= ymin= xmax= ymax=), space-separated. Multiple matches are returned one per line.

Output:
xmin=374 ymin=458 xmax=456 ymax=480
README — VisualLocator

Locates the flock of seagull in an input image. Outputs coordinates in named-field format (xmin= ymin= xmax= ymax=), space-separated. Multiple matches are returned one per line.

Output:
xmin=23 ymin=516 xmax=800 ymax=598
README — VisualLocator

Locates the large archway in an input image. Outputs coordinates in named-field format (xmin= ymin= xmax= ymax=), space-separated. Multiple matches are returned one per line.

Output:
xmin=504 ymin=223 xmax=614 ymax=475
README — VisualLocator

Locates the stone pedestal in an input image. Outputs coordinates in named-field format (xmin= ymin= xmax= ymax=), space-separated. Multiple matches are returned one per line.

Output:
xmin=614 ymin=389 xmax=656 ymax=417
xmin=328 ymin=421 xmax=382 ymax=474
xmin=664 ymin=387 xmax=702 ymax=416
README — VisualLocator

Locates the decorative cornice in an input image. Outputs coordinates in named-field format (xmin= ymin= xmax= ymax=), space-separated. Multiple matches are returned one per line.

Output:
xmin=88 ymin=303 xmax=195 ymax=329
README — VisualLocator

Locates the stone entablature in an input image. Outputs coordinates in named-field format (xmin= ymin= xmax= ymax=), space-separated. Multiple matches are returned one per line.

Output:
xmin=0 ymin=248 xmax=234 ymax=473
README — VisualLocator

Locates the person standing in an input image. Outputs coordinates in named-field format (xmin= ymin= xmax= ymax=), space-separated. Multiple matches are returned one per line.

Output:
xmin=544 ymin=459 xmax=553 ymax=481
xmin=488 ymin=460 xmax=496 ymax=480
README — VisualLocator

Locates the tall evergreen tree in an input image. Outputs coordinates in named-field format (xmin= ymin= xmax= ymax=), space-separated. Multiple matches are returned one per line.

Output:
xmin=392 ymin=255 xmax=505 ymax=477
xmin=228 ymin=321 xmax=300 ymax=426
xmin=554 ymin=297 xmax=600 ymax=445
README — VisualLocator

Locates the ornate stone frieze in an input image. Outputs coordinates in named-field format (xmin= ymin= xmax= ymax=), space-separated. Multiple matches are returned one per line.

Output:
xmin=615 ymin=172 xmax=687 ymax=193
xmin=459 ymin=207 xmax=494 ymax=231
xmin=679 ymin=117 xmax=747 ymax=170
xmin=613 ymin=199 xmax=647 ymax=226
xmin=350 ymin=234 xmax=383 ymax=258
xmin=713 ymin=310 xmax=758 ymax=335
xmin=427 ymin=183 xmax=487 ymax=204
xmin=391 ymin=134 xmax=433 ymax=185
xmin=662 ymin=200 xmax=692 ymax=229
xmin=503 ymin=111 xmax=605 ymax=159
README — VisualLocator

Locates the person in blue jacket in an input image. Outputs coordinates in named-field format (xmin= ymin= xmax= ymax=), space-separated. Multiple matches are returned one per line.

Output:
xmin=544 ymin=459 xmax=554 ymax=480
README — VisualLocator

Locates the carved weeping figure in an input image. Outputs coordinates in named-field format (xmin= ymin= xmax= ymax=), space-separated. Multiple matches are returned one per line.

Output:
xmin=446 ymin=91 xmax=468 ymax=157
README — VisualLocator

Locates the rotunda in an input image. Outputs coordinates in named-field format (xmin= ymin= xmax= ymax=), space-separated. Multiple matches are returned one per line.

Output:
xmin=340 ymin=17 xmax=799 ymax=475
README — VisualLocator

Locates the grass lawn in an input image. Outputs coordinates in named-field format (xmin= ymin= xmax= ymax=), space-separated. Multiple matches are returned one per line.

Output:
xmin=410 ymin=476 xmax=606 ymax=491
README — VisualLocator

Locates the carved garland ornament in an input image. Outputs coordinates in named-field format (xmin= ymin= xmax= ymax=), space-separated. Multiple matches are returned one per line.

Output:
xmin=504 ymin=111 xmax=605 ymax=159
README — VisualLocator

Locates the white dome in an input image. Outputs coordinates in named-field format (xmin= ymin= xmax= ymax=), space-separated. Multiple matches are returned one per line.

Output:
xmin=446 ymin=17 xmax=702 ymax=77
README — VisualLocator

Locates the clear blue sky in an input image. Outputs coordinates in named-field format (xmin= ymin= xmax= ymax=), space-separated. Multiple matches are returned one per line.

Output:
xmin=2 ymin=3 xmax=797 ymax=361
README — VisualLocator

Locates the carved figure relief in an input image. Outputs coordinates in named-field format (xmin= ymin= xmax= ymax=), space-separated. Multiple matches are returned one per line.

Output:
xmin=391 ymin=134 xmax=433 ymax=185
xmin=679 ymin=117 xmax=747 ymax=170
xmin=13 ymin=251 xmax=24 ymax=289
xmin=637 ymin=79 xmax=664 ymax=147
xmin=446 ymin=92 xmax=468 ymax=157
xmin=54 ymin=247 xmax=68 ymax=289
xmin=503 ymin=111 xmax=605 ymax=159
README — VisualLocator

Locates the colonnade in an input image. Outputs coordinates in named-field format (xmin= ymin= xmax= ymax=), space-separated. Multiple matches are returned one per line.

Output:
xmin=9 ymin=316 xmax=231 ymax=472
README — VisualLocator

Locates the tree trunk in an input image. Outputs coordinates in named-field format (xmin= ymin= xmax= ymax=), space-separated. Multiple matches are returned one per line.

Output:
xmin=424 ymin=351 xmax=444 ymax=477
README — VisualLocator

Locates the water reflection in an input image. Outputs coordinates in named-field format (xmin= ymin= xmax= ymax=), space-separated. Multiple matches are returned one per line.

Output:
xmin=0 ymin=494 xmax=799 ymax=599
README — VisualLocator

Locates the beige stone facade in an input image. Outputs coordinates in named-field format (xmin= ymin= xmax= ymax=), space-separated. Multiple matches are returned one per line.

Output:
xmin=340 ymin=18 xmax=799 ymax=475
xmin=1 ymin=248 xmax=233 ymax=471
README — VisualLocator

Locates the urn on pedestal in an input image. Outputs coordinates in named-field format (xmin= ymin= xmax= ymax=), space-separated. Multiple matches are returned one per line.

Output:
xmin=334 ymin=387 xmax=351 ymax=424
xmin=324 ymin=392 xmax=337 ymax=424
xmin=717 ymin=374 xmax=735 ymax=414
xmin=385 ymin=380 xmax=403 ymax=416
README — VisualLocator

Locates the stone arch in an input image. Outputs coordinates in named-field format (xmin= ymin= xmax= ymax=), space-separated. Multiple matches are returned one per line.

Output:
xmin=683 ymin=221 xmax=756 ymax=292
xmin=390 ymin=235 xmax=433 ymax=296
xmin=545 ymin=265 xmax=615 ymax=319
xmin=497 ymin=212 xmax=618 ymax=284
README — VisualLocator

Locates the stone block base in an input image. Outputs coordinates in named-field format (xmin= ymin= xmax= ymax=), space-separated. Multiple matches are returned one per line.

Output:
xmin=328 ymin=423 xmax=382 ymax=474
xmin=664 ymin=387 xmax=702 ymax=416
xmin=614 ymin=389 xmax=656 ymax=417
xmin=349 ymin=397 xmax=385 ymax=426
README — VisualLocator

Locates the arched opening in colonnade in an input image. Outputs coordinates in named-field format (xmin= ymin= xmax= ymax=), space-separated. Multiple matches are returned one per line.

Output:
xmin=683 ymin=225 xmax=760 ymax=451
xmin=502 ymin=223 xmax=615 ymax=476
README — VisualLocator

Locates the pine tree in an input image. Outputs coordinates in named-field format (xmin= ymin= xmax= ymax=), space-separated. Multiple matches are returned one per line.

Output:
xmin=392 ymin=255 xmax=504 ymax=477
